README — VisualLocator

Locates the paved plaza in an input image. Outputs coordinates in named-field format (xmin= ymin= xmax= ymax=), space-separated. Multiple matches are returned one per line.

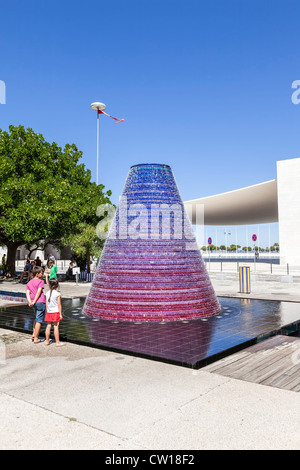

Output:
xmin=0 ymin=273 xmax=300 ymax=450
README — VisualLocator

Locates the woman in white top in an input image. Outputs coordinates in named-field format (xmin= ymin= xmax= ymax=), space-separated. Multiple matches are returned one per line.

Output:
xmin=45 ymin=278 xmax=65 ymax=347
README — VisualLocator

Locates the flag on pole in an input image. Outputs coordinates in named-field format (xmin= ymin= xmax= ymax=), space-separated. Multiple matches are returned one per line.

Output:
xmin=98 ymin=110 xmax=124 ymax=122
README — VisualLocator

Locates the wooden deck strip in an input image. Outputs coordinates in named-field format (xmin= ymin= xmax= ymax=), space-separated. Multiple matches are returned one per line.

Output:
xmin=207 ymin=342 xmax=290 ymax=377
xmin=248 ymin=353 xmax=298 ymax=385
xmin=237 ymin=346 xmax=299 ymax=382
xmin=205 ymin=335 xmax=300 ymax=392
xmin=221 ymin=347 xmax=291 ymax=377
xmin=204 ymin=351 xmax=251 ymax=372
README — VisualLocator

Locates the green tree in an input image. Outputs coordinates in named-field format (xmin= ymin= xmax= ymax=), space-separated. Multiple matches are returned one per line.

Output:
xmin=0 ymin=125 xmax=112 ymax=276
xmin=61 ymin=214 xmax=114 ymax=273
xmin=229 ymin=244 xmax=241 ymax=252
xmin=207 ymin=244 xmax=216 ymax=251
xmin=254 ymin=246 xmax=263 ymax=252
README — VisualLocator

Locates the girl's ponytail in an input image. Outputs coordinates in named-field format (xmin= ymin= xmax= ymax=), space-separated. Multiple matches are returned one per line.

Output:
xmin=48 ymin=278 xmax=59 ymax=302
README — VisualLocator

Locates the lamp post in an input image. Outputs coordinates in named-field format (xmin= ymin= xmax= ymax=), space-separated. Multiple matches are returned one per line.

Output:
xmin=224 ymin=229 xmax=231 ymax=254
xmin=90 ymin=102 xmax=106 ymax=186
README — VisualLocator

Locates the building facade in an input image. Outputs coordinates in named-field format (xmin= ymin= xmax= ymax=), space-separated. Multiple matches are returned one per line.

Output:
xmin=184 ymin=157 xmax=300 ymax=266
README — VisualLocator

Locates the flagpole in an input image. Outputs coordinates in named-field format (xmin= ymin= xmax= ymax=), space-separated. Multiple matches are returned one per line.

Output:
xmin=97 ymin=111 xmax=99 ymax=186
xmin=90 ymin=102 xmax=106 ymax=186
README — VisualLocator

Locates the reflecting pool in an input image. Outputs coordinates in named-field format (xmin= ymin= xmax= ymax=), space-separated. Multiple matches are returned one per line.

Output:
xmin=0 ymin=296 xmax=299 ymax=369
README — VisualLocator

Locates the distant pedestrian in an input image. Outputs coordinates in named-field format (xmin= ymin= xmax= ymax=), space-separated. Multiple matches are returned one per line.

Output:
xmin=27 ymin=260 xmax=36 ymax=281
xmin=66 ymin=257 xmax=77 ymax=280
xmin=45 ymin=278 xmax=65 ymax=347
xmin=1 ymin=254 xmax=6 ymax=275
xmin=45 ymin=260 xmax=57 ymax=285
xmin=26 ymin=266 xmax=46 ymax=343
xmin=19 ymin=260 xmax=33 ymax=283
xmin=48 ymin=253 xmax=56 ymax=265
xmin=49 ymin=260 xmax=57 ymax=279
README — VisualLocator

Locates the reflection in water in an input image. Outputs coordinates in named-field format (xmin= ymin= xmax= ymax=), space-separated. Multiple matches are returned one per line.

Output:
xmin=279 ymin=302 xmax=300 ymax=326
xmin=85 ymin=315 xmax=215 ymax=365
xmin=0 ymin=297 xmax=300 ymax=368
xmin=240 ymin=298 xmax=251 ymax=306
xmin=235 ymin=299 xmax=282 ymax=338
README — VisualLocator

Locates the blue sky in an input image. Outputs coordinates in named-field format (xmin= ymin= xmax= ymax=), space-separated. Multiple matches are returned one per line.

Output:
xmin=1 ymin=0 xmax=300 ymax=247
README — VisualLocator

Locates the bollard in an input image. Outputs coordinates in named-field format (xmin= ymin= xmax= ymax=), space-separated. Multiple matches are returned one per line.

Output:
xmin=239 ymin=266 xmax=251 ymax=294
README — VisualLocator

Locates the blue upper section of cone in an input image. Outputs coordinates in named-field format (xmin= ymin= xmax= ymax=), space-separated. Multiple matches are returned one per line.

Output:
xmin=130 ymin=163 xmax=171 ymax=169
xmin=123 ymin=163 xmax=181 ymax=206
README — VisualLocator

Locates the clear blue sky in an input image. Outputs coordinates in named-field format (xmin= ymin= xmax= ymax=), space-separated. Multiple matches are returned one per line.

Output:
xmin=1 ymin=0 xmax=300 ymax=247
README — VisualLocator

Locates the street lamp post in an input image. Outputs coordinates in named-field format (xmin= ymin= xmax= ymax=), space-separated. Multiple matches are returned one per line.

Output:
xmin=224 ymin=229 xmax=231 ymax=254
xmin=90 ymin=102 xmax=106 ymax=186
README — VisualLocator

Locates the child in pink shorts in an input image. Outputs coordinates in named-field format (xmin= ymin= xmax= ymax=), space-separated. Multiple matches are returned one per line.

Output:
xmin=45 ymin=278 xmax=65 ymax=347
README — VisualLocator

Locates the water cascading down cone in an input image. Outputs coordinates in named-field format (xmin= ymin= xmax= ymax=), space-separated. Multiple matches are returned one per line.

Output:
xmin=83 ymin=163 xmax=221 ymax=321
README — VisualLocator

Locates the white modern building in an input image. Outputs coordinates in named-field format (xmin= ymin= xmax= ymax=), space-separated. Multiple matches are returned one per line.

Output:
xmin=184 ymin=157 xmax=300 ymax=266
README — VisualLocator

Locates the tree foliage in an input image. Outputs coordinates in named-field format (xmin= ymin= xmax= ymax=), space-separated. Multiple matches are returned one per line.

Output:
xmin=62 ymin=223 xmax=102 ymax=273
xmin=0 ymin=125 xmax=113 ymax=275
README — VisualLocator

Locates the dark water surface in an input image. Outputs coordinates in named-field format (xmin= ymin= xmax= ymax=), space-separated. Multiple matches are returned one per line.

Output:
xmin=1 ymin=296 xmax=299 ymax=369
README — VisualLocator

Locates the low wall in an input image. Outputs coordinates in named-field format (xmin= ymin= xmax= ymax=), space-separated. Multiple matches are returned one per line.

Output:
xmin=0 ymin=290 xmax=27 ymax=303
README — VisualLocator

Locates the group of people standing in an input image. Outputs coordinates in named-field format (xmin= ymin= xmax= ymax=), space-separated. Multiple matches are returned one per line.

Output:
xmin=25 ymin=256 xmax=65 ymax=347
xmin=19 ymin=254 xmax=58 ymax=283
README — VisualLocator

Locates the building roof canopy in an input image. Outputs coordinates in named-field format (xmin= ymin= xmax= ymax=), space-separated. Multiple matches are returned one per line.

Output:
xmin=184 ymin=180 xmax=278 ymax=225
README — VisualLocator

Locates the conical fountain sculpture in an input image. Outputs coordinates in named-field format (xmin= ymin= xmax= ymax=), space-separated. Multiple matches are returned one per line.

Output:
xmin=83 ymin=163 xmax=221 ymax=321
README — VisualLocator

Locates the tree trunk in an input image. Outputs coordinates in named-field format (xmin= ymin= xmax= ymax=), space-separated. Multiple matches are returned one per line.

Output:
xmin=86 ymin=249 xmax=90 ymax=274
xmin=6 ymin=242 xmax=19 ymax=277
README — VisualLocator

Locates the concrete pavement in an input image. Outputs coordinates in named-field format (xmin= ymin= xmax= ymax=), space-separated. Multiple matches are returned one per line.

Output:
xmin=0 ymin=275 xmax=300 ymax=450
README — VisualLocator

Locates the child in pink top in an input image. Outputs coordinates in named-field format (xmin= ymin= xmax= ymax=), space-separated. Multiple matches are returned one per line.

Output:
xmin=26 ymin=266 xmax=46 ymax=343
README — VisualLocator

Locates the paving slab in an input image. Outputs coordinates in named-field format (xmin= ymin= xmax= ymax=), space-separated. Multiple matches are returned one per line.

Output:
xmin=132 ymin=377 xmax=300 ymax=450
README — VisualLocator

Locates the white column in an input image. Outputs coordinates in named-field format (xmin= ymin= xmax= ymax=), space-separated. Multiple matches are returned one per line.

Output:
xmin=277 ymin=157 xmax=300 ymax=265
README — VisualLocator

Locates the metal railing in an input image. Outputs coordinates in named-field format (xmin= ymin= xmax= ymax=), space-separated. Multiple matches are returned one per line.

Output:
xmin=204 ymin=260 xmax=300 ymax=277
xmin=14 ymin=260 xmax=96 ymax=276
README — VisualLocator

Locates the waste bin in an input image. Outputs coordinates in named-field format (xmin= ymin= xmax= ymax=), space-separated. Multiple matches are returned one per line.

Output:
xmin=239 ymin=266 xmax=250 ymax=294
